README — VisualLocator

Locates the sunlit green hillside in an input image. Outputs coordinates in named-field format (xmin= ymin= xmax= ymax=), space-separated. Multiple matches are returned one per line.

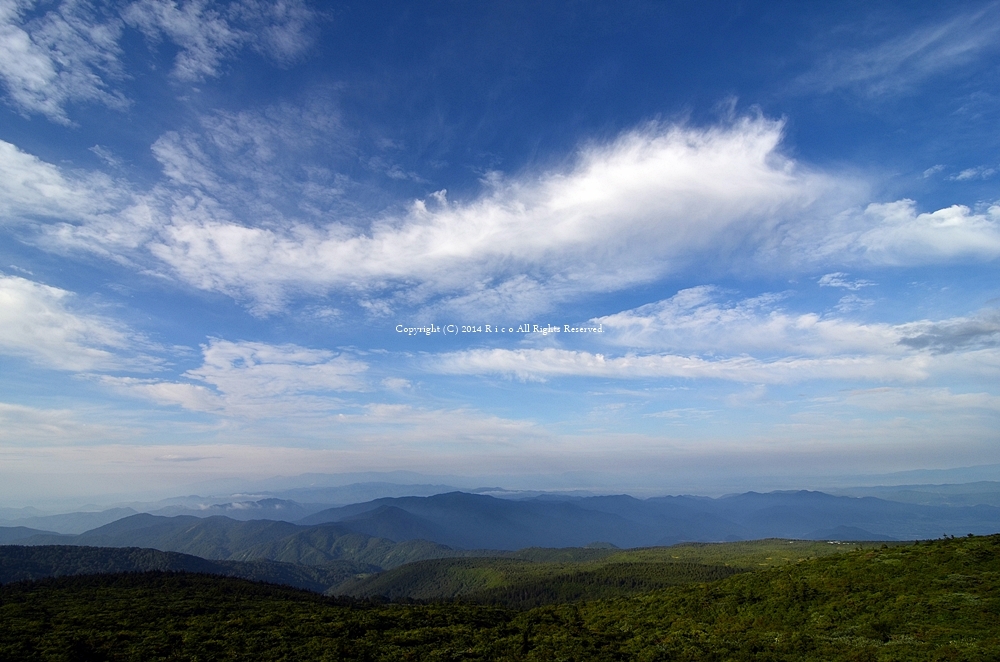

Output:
xmin=2 ymin=535 xmax=997 ymax=660
xmin=338 ymin=539 xmax=872 ymax=606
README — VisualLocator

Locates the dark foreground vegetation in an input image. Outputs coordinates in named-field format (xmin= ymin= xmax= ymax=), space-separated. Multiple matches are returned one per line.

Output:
xmin=1 ymin=535 xmax=998 ymax=661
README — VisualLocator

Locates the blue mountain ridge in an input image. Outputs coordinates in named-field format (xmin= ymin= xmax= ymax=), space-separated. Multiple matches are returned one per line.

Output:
xmin=8 ymin=490 xmax=999 ymax=561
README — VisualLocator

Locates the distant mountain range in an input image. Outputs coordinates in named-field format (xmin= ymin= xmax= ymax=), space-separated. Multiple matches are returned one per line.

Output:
xmin=3 ymin=489 xmax=1000 ymax=561
xmin=827 ymin=481 xmax=1000 ymax=507
xmin=0 ymin=508 xmax=139 ymax=535
xmin=298 ymin=489 xmax=1000 ymax=547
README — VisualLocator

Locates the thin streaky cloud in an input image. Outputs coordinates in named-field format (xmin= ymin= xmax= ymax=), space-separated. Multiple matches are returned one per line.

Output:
xmin=0 ymin=0 xmax=127 ymax=123
xmin=432 ymin=347 xmax=931 ymax=384
xmin=0 ymin=274 xmax=155 ymax=371
xmin=123 ymin=0 xmax=318 ymax=81
xmin=145 ymin=116 xmax=850 ymax=314
xmin=0 ymin=0 xmax=317 ymax=124
xmin=103 ymin=339 xmax=368 ymax=417
xmin=123 ymin=0 xmax=245 ymax=81
xmin=594 ymin=286 xmax=898 ymax=356
xmin=800 ymin=5 xmax=1000 ymax=96
xmin=818 ymin=272 xmax=875 ymax=290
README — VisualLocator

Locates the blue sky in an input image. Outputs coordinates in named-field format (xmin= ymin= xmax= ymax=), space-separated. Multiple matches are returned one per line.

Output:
xmin=1 ymin=0 xmax=999 ymax=504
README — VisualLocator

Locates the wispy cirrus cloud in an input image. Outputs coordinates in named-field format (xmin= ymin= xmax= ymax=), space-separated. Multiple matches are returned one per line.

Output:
xmin=950 ymin=165 xmax=998 ymax=181
xmin=123 ymin=0 xmax=244 ymax=81
xmin=817 ymin=272 xmax=875 ymax=290
xmin=0 ymin=274 xmax=156 ymax=371
xmin=149 ymin=100 xmax=350 ymax=217
xmin=432 ymin=347 xmax=930 ymax=384
xmin=800 ymin=5 xmax=1000 ymax=97
xmin=431 ymin=289 xmax=1000 ymax=385
xmin=124 ymin=0 xmax=317 ymax=81
xmin=840 ymin=386 xmax=1000 ymax=413
xmin=0 ymin=139 xmax=160 ymax=265
xmin=4 ymin=113 xmax=998 ymax=318
xmin=146 ymin=115 xmax=852 ymax=314
xmin=105 ymin=338 xmax=368 ymax=416
xmin=0 ymin=401 xmax=129 ymax=444
xmin=593 ymin=286 xmax=898 ymax=356
xmin=0 ymin=139 xmax=125 ymax=221
xmin=0 ymin=0 xmax=317 ymax=123
xmin=0 ymin=0 xmax=127 ymax=123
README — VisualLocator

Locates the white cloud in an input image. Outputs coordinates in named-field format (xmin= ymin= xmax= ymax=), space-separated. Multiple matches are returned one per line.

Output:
xmin=950 ymin=165 xmax=997 ymax=181
xmin=3 ymin=115 xmax=996 ymax=318
xmin=801 ymin=6 xmax=1000 ymax=96
xmin=0 ymin=401 xmax=128 ymax=443
xmin=430 ymin=290 xmax=1000 ymax=385
xmin=896 ymin=309 xmax=1000 ymax=353
xmin=817 ymin=272 xmax=875 ymax=290
xmin=234 ymin=0 xmax=318 ymax=63
xmin=0 ymin=138 xmax=160 ymax=262
xmin=0 ymin=139 xmax=127 ymax=221
xmin=922 ymin=164 xmax=945 ymax=178
xmin=0 ymin=0 xmax=316 ymax=123
xmin=124 ymin=0 xmax=244 ymax=81
xmin=89 ymin=144 xmax=123 ymax=168
xmin=108 ymin=339 xmax=368 ymax=416
xmin=341 ymin=403 xmax=540 ymax=445
xmin=123 ymin=0 xmax=317 ymax=81
xmin=149 ymin=102 xmax=346 ymax=211
xmin=594 ymin=286 xmax=899 ymax=356
xmin=102 ymin=377 xmax=225 ymax=412
xmin=133 ymin=116 xmax=995 ymax=315
xmin=0 ymin=0 xmax=127 ymax=123
xmin=853 ymin=200 xmax=1000 ymax=263
xmin=147 ymin=115 xmax=852 ymax=314
xmin=190 ymin=338 xmax=367 ymax=397
xmin=0 ymin=274 xmax=147 ymax=371
xmin=841 ymin=387 xmax=1000 ymax=413
xmin=599 ymin=288 xmax=1000 ymax=359
xmin=432 ymin=347 xmax=929 ymax=384
xmin=833 ymin=294 xmax=874 ymax=314
xmin=381 ymin=377 xmax=411 ymax=390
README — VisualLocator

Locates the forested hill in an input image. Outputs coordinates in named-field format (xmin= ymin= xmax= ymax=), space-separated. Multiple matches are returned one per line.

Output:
xmin=0 ymin=545 xmax=375 ymax=594
xmin=1 ymin=534 xmax=998 ymax=660
xmin=16 ymin=514 xmax=469 ymax=569
xmin=1 ymin=539 xmax=859 ymax=603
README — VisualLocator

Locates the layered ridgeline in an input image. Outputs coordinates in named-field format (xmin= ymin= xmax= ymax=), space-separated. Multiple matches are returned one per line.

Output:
xmin=2 ymin=535 xmax=997 ymax=660
xmin=7 ymin=489 xmax=1000 ymax=555
xmin=294 ymin=490 xmax=1000 ymax=545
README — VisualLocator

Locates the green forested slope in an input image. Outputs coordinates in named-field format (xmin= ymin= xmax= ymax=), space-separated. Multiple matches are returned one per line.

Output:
xmin=336 ymin=538 xmax=870 ymax=607
xmin=0 ymin=545 xmax=377 ymax=593
xmin=583 ymin=535 xmax=1000 ymax=660
xmin=597 ymin=538 xmax=872 ymax=567
xmin=336 ymin=557 xmax=743 ymax=607
xmin=1 ymin=535 xmax=997 ymax=660
xmin=234 ymin=527 xmax=470 ymax=568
